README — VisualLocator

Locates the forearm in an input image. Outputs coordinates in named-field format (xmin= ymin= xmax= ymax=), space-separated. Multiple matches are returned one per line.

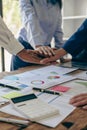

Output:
xmin=0 ymin=16 xmax=24 ymax=55
xmin=54 ymin=9 xmax=64 ymax=49
xmin=54 ymin=48 xmax=67 ymax=59
xmin=62 ymin=19 xmax=87 ymax=57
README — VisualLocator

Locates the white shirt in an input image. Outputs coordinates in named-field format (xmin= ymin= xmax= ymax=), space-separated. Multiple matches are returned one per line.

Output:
xmin=0 ymin=16 xmax=24 ymax=55
xmin=19 ymin=0 xmax=63 ymax=49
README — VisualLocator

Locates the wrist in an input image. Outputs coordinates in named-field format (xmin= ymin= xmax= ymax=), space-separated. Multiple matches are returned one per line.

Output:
xmin=55 ymin=48 xmax=67 ymax=58
xmin=35 ymin=45 xmax=42 ymax=48
xmin=17 ymin=49 xmax=26 ymax=56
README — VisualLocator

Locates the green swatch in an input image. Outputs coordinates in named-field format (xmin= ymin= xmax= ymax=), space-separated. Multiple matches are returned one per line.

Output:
xmin=75 ymin=81 xmax=87 ymax=87
xmin=2 ymin=91 xmax=23 ymax=99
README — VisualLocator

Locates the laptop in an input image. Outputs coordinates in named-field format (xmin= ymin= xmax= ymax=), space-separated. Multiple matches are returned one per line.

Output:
xmin=60 ymin=60 xmax=87 ymax=70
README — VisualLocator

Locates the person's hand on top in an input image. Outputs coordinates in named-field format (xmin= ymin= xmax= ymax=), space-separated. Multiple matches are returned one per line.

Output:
xmin=35 ymin=45 xmax=55 ymax=57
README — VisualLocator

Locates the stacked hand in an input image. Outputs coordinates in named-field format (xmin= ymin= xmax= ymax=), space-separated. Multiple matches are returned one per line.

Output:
xmin=17 ymin=49 xmax=47 ymax=64
xmin=40 ymin=48 xmax=67 ymax=64
xmin=17 ymin=47 xmax=69 ymax=65
xmin=17 ymin=47 xmax=60 ymax=65
xmin=35 ymin=47 xmax=69 ymax=64
xmin=35 ymin=46 xmax=55 ymax=57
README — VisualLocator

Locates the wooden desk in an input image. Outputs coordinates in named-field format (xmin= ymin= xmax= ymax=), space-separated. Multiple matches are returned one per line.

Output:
xmin=0 ymin=65 xmax=87 ymax=130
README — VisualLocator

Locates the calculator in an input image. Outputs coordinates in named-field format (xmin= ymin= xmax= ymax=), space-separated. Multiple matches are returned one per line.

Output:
xmin=10 ymin=94 xmax=59 ymax=121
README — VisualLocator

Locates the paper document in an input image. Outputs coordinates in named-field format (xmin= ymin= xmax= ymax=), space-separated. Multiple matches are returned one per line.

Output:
xmin=0 ymin=65 xmax=80 ymax=128
xmin=75 ymin=71 xmax=87 ymax=80
xmin=0 ymin=104 xmax=27 ymax=118
xmin=0 ymin=65 xmax=77 ymax=90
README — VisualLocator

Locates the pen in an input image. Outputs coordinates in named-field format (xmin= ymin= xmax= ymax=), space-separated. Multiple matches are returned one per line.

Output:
xmin=0 ymin=117 xmax=29 ymax=126
xmin=33 ymin=87 xmax=62 ymax=95
xmin=0 ymin=83 xmax=20 ymax=90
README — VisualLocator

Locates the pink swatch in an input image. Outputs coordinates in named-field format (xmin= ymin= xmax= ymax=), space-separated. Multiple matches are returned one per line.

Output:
xmin=50 ymin=85 xmax=70 ymax=92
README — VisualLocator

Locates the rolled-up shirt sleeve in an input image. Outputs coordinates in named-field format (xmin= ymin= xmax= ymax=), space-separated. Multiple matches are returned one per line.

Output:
xmin=54 ymin=9 xmax=64 ymax=49
xmin=20 ymin=0 xmax=46 ymax=49
xmin=0 ymin=17 xmax=24 ymax=55
xmin=62 ymin=19 xmax=87 ymax=57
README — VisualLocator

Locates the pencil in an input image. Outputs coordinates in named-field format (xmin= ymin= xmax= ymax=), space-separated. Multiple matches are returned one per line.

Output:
xmin=0 ymin=83 xmax=20 ymax=90
xmin=33 ymin=87 xmax=62 ymax=95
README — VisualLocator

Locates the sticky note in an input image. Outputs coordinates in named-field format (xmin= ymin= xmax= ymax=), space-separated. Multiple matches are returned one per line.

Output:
xmin=50 ymin=85 xmax=70 ymax=92
xmin=2 ymin=91 xmax=23 ymax=99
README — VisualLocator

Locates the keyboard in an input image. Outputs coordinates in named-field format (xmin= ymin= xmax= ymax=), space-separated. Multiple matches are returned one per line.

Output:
xmin=10 ymin=94 xmax=59 ymax=121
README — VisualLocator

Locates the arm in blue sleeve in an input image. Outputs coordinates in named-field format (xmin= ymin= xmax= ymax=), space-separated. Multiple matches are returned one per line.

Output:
xmin=62 ymin=19 xmax=87 ymax=57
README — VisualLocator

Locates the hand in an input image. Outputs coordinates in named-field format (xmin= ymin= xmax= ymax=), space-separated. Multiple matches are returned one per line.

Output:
xmin=36 ymin=46 xmax=55 ymax=57
xmin=40 ymin=48 xmax=67 ymax=64
xmin=69 ymin=93 xmax=87 ymax=110
xmin=17 ymin=49 xmax=46 ymax=64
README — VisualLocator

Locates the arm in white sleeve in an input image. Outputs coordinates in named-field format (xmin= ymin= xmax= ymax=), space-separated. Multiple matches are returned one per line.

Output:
xmin=0 ymin=16 xmax=24 ymax=55
xmin=54 ymin=9 xmax=64 ymax=49
xmin=20 ymin=0 xmax=46 ymax=49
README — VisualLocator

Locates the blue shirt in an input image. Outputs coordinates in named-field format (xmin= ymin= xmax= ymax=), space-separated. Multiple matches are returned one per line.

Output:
xmin=63 ymin=19 xmax=87 ymax=57
xmin=19 ymin=0 xmax=63 ymax=49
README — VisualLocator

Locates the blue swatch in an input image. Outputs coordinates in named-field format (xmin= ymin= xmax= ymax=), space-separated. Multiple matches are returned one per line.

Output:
xmin=4 ymin=75 xmax=19 ymax=80
xmin=18 ymin=84 xmax=28 ymax=89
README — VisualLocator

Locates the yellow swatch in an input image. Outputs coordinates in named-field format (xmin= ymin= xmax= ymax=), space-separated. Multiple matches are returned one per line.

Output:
xmin=2 ymin=91 xmax=23 ymax=99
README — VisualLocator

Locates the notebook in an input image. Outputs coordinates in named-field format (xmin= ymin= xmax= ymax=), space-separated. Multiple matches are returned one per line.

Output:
xmin=10 ymin=94 xmax=59 ymax=121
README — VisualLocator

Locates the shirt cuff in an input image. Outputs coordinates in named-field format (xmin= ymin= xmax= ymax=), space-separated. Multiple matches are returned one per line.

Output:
xmin=9 ymin=37 xmax=24 ymax=55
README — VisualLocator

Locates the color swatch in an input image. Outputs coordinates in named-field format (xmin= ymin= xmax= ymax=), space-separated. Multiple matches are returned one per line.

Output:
xmin=2 ymin=91 xmax=23 ymax=99
xmin=50 ymin=85 xmax=70 ymax=92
